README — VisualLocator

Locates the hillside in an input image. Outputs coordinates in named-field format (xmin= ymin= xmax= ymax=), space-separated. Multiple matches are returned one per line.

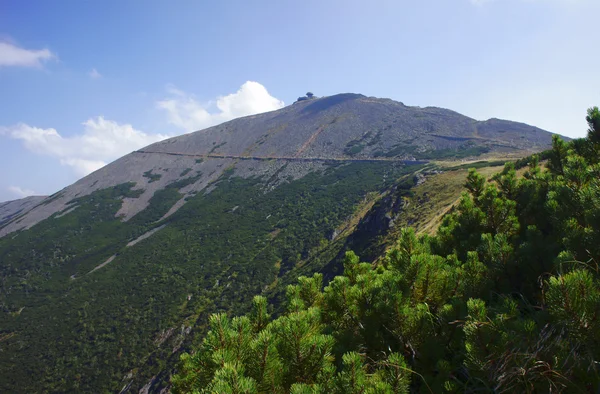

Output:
xmin=0 ymin=94 xmax=558 ymax=393
xmin=173 ymin=110 xmax=600 ymax=393
xmin=0 ymin=93 xmax=553 ymax=237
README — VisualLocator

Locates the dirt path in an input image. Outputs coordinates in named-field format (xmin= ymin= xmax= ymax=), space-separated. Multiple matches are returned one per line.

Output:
xmin=88 ymin=255 xmax=116 ymax=274
xmin=294 ymin=125 xmax=326 ymax=158
xmin=127 ymin=225 xmax=166 ymax=247
xmin=136 ymin=150 xmax=428 ymax=165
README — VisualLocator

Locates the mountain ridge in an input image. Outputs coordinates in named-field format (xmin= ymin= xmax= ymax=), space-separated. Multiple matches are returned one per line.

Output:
xmin=0 ymin=93 xmax=557 ymax=237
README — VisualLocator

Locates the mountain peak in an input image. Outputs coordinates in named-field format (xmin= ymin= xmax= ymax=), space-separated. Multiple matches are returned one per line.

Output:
xmin=1 ymin=95 xmax=557 ymax=237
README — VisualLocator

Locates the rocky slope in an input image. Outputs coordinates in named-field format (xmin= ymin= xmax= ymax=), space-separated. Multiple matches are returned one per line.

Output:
xmin=0 ymin=93 xmax=553 ymax=238
xmin=0 ymin=195 xmax=46 ymax=227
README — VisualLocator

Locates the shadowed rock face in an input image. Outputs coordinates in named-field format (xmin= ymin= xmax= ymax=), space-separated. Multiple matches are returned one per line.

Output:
xmin=0 ymin=195 xmax=47 ymax=227
xmin=0 ymin=93 xmax=557 ymax=237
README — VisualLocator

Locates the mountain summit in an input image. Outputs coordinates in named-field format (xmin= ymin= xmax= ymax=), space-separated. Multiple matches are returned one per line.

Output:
xmin=1 ymin=93 xmax=553 ymax=237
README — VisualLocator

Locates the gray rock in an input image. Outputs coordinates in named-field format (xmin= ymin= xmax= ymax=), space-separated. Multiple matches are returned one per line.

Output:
xmin=414 ymin=173 xmax=427 ymax=186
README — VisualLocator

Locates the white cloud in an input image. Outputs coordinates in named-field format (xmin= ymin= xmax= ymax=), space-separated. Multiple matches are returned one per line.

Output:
xmin=0 ymin=41 xmax=56 ymax=68
xmin=8 ymin=186 xmax=36 ymax=198
xmin=157 ymin=81 xmax=285 ymax=132
xmin=1 ymin=81 xmax=284 ymax=180
xmin=1 ymin=117 xmax=169 ymax=176
xmin=89 ymin=68 xmax=102 ymax=79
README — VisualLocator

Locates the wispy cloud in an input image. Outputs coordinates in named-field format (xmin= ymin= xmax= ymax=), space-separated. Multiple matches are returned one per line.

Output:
xmin=1 ymin=118 xmax=169 ymax=176
xmin=157 ymin=81 xmax=285 ymax=132
xmin=88 ymin=68 xmax=102 ymax=79
xmin=0 ymin=41 xmax=57 ymax=68
xmin=1 ymin=81 xmax=285 ymax=179
xmin=7 ymin=185 xmax=37 ymax=198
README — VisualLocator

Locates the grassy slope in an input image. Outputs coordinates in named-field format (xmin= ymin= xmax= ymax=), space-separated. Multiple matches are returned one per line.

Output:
xmin=403 ymin=165 xmax=506 ymax=236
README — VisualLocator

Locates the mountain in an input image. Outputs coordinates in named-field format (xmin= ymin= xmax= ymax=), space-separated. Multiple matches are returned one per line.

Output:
xmin=0 ymin=94 xmax=558 ymax=393
xmin=0 ymin=94 xmax=553 ymax=237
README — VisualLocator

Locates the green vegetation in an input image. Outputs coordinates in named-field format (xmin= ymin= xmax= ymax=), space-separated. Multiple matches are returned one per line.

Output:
xmin=344 ymin=130 xmax=385 ymax=156
xmin=166 ymin=172 xmax=203 ymax=190
xmin=514 ymin=148 xmax=553 ymax=169
xmin=444 ymin=159 xmax=507 ymax=170
xmin=209 ymin=141 xmax=227 ymax=154
xmin=40 ymin=190 xmax=65 ymax=205
xmin=174 ymin=108 xmax=600 ymax=393
xmin=423 ymin=145 xmax=491 ymax=159
xmin=344 ymin=143 xmax=365 ymax=155
xmin=143 ymin=169 xmax=162 ymax=183
xmin=380 ymin=142 xmax=491 ymax=160
xmin=0 ymin=161 xmax=420 ymax=393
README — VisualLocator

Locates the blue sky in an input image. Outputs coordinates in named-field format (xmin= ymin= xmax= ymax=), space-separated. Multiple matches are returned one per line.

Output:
xmin=1 ymin=0 xmax=599 ymax=201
